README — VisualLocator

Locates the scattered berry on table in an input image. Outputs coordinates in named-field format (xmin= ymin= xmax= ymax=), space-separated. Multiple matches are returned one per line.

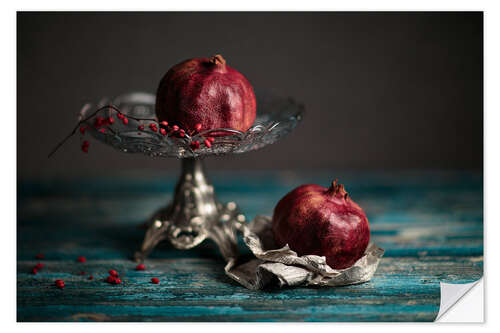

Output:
xmin=151 ymin=277 xmax=160 ymax=284
xmin=109 ymin=269 xmax=118 ymax=277
xmin=135 ymin=263 xmax=145 ymax=271
xmin=54 ymin=279 xmax=65 ymax=289
xmin=77 ymin=256 xmax=86 ymax=263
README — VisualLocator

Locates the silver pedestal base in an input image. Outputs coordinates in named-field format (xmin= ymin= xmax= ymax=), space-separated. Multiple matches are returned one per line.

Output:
xmin=134 ymin=158 xmax=245 ymax=262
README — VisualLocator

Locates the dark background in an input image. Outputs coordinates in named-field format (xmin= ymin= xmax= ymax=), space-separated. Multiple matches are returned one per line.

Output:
xmin=17 ymin=12 xmax=483 ymax=178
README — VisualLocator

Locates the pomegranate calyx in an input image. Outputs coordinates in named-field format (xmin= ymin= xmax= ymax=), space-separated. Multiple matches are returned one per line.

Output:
xmin=326 ymin=179 xmax=348 ymax=199
xmin=209 ymin=54 xmax=226 ymax=66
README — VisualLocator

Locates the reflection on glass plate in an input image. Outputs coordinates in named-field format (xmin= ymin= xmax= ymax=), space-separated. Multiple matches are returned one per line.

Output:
xmin=81 ymin=92 xmax=304 ymax=158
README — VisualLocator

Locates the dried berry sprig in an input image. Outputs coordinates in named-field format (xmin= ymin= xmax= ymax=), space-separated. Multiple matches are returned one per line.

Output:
xmin=49 ymin=103 xmax=218 ymax=156
xmin=48 ymin=104 xmax=156 ymax=158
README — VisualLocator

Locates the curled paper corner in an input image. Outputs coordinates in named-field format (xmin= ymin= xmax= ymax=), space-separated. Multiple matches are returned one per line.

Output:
xmin=225 ymin=215 xmax=384 ymax=290
xmin=435 ymin=278 xmax=484 ymax=322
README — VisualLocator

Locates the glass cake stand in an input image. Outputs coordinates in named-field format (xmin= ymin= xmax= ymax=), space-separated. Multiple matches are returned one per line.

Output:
xmin=80 ymin=91 xmax=304 ymax=261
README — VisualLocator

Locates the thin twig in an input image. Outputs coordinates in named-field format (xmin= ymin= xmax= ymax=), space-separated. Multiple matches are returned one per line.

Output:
xmin=48 ymin=104 xmax=157 ymax=158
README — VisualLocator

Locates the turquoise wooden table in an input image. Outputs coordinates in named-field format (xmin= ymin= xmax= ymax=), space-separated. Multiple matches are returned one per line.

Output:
xmin=17 ymin=170 xmax=483 ymax=322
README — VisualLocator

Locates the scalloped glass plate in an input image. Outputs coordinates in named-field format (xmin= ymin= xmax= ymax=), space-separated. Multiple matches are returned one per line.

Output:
xmin=81 ymin=91 xmax=304 ymax=158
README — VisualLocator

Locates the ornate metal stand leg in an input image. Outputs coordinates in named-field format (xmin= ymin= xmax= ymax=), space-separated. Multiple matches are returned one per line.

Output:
xmin=134 ymin=158 xmax=245 ymax=262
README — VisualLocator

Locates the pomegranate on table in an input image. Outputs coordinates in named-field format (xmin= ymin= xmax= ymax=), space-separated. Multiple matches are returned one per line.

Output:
xmin=272 ymin=180 xmax=370 ymax=269
xmin=155 ymin=54 xmax=256 ymax=134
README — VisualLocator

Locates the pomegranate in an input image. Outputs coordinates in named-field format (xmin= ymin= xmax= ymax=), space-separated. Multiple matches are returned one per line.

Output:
xmin=272 ymin=180 xmax=370 ymax=269
xmin=155 ymin=54 xmax=256 ymax=134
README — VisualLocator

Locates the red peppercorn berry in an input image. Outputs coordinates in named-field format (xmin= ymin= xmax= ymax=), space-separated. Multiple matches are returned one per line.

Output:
xmin=79 ymin=271 xmax=86 ymax=275
xmin=190 ymin=140 xmax=200 ymax=151
xmin=99 ymin=128 xmax=106 ymax=133
xmin=122 ymin=117 xmax=129 ymax=125
xmin=117 ymin=112 xmax=124 ymax=120
xmin=151 ymin=277 xmax=160 ymax=284
xmin=35 ymin=263 xmax=44 ymax=270
xmin=80 ymin=126 xmax=86 ymax=135
xmin=81 ymin=141 xmax=90 ymax=153
xmin=94 ymin=117 xmax=105 ymax=128
xmin=106 ymin=276 xmax=116 ymax=284
xmin=195 ymin=123 xmax=202 ymax=132
xmin=204 ymin=139 xmax=212 ymax=148
xmin=208 ymin=137 xmax=214 ymax=143
xmin=160 ymin=128 xmax=167 ymax=136
xmin=149 ymin=123 xmax=158 ymax=132
xmin=77 ymin=256 xmax=86 ymax=263
xmin=55 ymin=280 xmax=65 ymax=289
xmin=108 ymin=116 xmax=115 ymax=124
xmin=114 ymin=278 xmax=122 ymax=285
xmin=138 ymin=125 xmax=145 ymax=131
xmin=88 ymin=275 xmax=94 ymax=280
xmin=109 ymin=269 xmax=118 ymax=277
xmin=135 ymin=263 xmax=145 ymax=271
xmin=32 ymin=267 xmax=38 ymax=275
xmin=172 ymin=125 xmax=179 ymax=132
xmin=160 ymin=121 xmax=168 ymax=127
xmin=35 ymin=253 xmax=44 ymax=260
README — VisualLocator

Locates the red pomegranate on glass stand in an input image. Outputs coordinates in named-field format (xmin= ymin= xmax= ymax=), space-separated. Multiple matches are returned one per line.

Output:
xmin=65 ymin=54 xmax=304 ymax=261
xmin=155 ymin=54 xmax=257 ymax=135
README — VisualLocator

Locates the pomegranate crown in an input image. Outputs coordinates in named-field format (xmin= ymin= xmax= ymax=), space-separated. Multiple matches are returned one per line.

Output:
xmin=209 ymin=54 xmax=226 ymax=66
xmin=326 ymin=179 xmax=349 ymax=200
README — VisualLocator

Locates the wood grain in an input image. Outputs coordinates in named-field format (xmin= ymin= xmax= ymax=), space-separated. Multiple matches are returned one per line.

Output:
xmin=17 ymin=170 xmax=483 ymax=321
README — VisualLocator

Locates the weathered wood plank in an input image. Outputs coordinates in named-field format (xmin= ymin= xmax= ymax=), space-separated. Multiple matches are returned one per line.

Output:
xmin=17 ymin=171 xmax=483 ymax=322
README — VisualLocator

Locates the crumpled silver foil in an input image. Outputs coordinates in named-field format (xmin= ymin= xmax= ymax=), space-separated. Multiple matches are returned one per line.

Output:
xmin=225 ymin=216 xmax=384 ymax=290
